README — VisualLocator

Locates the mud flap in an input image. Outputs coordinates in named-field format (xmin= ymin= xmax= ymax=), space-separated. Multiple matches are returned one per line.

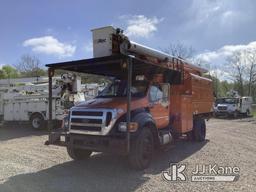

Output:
xmin=45 ymin=129 xmax=68 ymax=146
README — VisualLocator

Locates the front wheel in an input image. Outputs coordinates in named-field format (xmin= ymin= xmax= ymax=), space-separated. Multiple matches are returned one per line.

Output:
xmin=67 ymin=144 xmax=92 ymax=160
xmin=129 ymin=128 xmax=154 ymax=170
xmin=233 ymin=111 xmax=239 ymax=118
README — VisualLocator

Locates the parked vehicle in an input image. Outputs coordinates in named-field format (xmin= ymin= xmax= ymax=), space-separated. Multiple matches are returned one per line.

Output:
xmin=46 ymin=26 xmax=214 ymax=169
xmin=0 ymin=74 xmax=85 ymax=129
xmin=214 ymin=97 xmax=253 ymax=118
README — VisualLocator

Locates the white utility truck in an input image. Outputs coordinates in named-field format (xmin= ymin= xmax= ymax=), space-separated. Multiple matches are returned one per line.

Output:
xmin=0 ymin=74 xmax=85 ymax=129
xmin=214 ymin=97 xmax=253 ymax=118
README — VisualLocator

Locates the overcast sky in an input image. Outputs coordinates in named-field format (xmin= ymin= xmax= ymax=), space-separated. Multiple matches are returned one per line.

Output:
xmin=1 ymin=0 xmax=256 ymax=71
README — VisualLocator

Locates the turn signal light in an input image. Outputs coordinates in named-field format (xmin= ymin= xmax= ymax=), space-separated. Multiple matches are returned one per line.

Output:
xmin=118 ymin=122 xmax=139 ymax=132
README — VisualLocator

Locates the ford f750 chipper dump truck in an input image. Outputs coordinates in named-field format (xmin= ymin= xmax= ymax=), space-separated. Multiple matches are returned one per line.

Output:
xmin=45 ymin=26 xmax=214 ymax=169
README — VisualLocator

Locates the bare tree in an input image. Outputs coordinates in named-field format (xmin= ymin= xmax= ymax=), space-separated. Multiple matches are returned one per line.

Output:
xmin=245 ymin=49 xmax=256 ymax=96
xmin=226 ymin=51 xmax=246 ymax=96
xmin=204 ymin=62 xmax=227 ymax=97
xmin=162 ymin=42 xmax=195 ymax=59
xmin=16 ymin=54 xmax=46 ymax=77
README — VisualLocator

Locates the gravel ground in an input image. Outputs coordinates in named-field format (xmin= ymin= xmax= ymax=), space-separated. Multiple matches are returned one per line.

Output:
xmin=0 ymin=118 xmax=255 ymax=192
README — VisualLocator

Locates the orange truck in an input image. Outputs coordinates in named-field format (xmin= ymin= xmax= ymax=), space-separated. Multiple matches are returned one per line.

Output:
xmin=46 ymin=26 xmax=214 ymax=169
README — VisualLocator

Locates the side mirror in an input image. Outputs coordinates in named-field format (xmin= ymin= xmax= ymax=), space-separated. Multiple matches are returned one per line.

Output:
xmin=160 ymin=83 xmax=170 ymax=107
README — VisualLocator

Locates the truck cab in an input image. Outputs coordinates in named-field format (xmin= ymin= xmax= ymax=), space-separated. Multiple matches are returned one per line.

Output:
xmin=214 ymin=97 xmax=252 ymax=118
xmin=68 ymin=77 xmax=170 ymax=135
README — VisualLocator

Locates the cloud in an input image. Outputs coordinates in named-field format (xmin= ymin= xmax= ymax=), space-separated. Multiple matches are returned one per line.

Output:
xmin=197 ymin=41 xmax=256 ymax=63
xmin=84 ymin=41 xmax=93 ymax=53
xmin=180 ymin=0 xmax=256 ymax=51
xmin=196 ymin=41 xmax=256 ymax=80
xmin=23 ymin=36 xmax=76 ymax=58
xmin=120 ymin=15 xmax=163 ymax=38
xmin=187 ymin=0 xmax=242 ymax=25
xmin=208 ymin=68 xmax=230 ymax=79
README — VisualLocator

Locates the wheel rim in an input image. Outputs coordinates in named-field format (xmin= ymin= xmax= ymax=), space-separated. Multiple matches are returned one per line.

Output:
xmin=32 ymin=117 xmax=41 ymax=129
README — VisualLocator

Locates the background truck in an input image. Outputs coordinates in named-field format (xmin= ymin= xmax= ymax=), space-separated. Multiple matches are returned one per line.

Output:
xmin=214 ymin=96 xmax=253 ymax=118
xmin=46 ymin=26 xmax=214 ymax=169
xmin=0 ymin=74 xmax=85 ymax=129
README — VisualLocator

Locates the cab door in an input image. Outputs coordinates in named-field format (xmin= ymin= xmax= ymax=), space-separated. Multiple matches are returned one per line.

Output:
xmin=148 ymin=84 xmax=170 ymax=129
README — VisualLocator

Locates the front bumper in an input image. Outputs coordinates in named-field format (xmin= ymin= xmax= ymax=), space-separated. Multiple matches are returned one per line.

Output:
xmin=70 ymin=134 xmax=127 ymax=154
xmin=214 ymin=110 xmax=234 ymax=116
xmin=45 ymin=130 xmax=128 ymax=155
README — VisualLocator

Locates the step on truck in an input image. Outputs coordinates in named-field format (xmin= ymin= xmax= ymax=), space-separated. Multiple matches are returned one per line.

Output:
xmin=46 ymin=26 xmax=214 ymax=170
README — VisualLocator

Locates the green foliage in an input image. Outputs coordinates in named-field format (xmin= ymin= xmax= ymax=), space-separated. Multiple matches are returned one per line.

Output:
xmin=20 ymin=68 xmax=47 ymax=77
xmin=0 ymin=65 xmax=19 ymax=79
xmin=252 ymin=105 xmax=256 ymax=117
xmin=81 ymin=74 xmax=110 ymax=84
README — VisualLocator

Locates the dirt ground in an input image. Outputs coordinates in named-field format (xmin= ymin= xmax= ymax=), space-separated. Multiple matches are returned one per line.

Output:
xmin=0 ymin=118 xmax=255 ymax=192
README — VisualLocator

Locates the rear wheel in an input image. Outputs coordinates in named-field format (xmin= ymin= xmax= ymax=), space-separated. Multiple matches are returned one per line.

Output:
xmin=246 ymin=109 xmax=250 ymax=117
xmin=187 ymin=130 xmax=195 ymax=141
xmin=192 ymin=118 xmax=206 ymax=142
xmin=67 ymin=144 xmax=92 ymax=160
xmin=30 ymin=113 xmax=45 ymax=130
xmin=129 ymin=128 xmax=154 ymax=170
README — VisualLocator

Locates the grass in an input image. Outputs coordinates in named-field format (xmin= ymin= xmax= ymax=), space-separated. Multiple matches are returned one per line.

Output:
xmin=252 ymin=104 xmax=256 ymax=117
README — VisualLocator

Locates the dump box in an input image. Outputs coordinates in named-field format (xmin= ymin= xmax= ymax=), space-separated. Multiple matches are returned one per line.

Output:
xmin=170 ymin=72 xmax=213 ymax=133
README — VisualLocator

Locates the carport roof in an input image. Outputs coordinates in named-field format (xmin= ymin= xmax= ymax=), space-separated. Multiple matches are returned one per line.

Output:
xmin=45 ymin=54 xmax=181 ymax=78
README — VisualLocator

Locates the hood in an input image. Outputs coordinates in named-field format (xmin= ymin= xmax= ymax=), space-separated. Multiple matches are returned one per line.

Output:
xmin=73 ymin=97 xmax=149 ymax=112
xmin=217 ymin=104 xmax=228 ymax=107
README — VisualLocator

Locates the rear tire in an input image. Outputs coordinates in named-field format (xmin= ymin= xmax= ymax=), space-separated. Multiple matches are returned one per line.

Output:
xmin=129 ymin=128 xmax=154 ymax=170
xmin=246 ymin=109 xmax=250 ymax=117
xmin=233 ymin=111 xmax=238 ymax=118
xmin=30 ymin=113 xmax=45 ymax=130
xmin=193 ymin=118 xmax=206 ymax=142
xmin=186 ymin=131 xmax=195 ymax=141
xmin=67 ymin=144 xmax=92 ymax=160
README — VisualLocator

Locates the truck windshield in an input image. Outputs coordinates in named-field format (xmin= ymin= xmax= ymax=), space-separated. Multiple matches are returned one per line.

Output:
xmin=217 ymin=98 xmax=238 ymax=104
xmin=97 ymin=80 xmax=148 ymax=98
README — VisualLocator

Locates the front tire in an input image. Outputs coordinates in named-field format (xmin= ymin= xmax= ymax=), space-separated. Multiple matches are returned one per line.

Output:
xmin=129 ymin=128 xmax=154 ymax=170
xmin=233 ymin=111 xmax=238 ymax=118
xmin=67 ymin=144 xmax=92 ymax=160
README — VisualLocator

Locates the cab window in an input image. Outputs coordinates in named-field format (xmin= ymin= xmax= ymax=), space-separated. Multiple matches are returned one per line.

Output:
xmin=149 ymin=85 xmax=164 ymax=102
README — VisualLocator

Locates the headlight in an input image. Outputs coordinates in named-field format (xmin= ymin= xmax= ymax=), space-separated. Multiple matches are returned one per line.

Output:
xmin=118 ymin=122 xmax=138 ymax=132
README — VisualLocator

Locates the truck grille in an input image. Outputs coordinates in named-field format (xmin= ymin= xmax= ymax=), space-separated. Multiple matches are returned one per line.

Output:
xmin=218 ymin=106 xmax=227 ymax=110
xmin=69 ymin=108 xmax=117 ymax=135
